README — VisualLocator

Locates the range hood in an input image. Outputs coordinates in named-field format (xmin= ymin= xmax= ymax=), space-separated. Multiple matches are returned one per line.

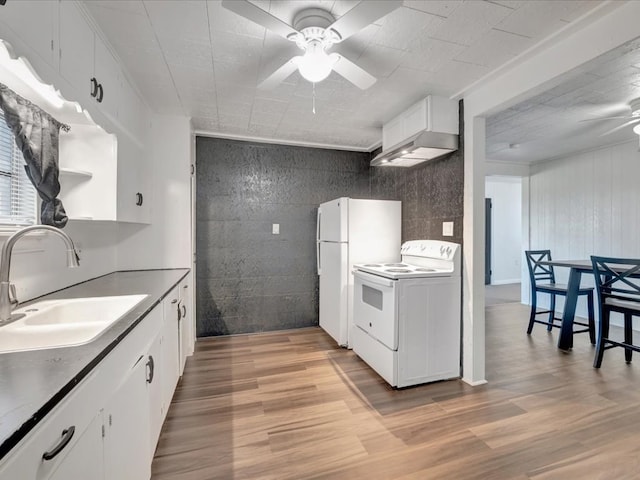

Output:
xmin=370 ymin=130 xmax=458 ymax=167
xmin=371 ymin=95 xmax=459 ymax=167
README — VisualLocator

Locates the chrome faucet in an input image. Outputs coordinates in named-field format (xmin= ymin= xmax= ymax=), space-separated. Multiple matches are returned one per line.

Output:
xmin=0 ymin=225 xmax=80 ymax=323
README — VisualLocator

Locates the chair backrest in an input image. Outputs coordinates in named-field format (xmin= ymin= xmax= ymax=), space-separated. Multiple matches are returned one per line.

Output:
xmin=590 ymin=256 xmax=640 ymax=308
xmin=525 ymin=250 xmax=556 ymax=287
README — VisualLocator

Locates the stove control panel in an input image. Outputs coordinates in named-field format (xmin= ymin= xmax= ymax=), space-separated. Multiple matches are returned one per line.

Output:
xmin=401 ymin=240 xmax=459 ymax=260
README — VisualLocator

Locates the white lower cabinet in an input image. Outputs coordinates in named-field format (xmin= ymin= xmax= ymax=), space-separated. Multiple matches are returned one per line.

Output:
xmin=47 ymin=413 xmax=104 ymax=480
xmin=179 ymin=277 xmax=193 ymax=370
xmin=0 ymin=283 xmax=191 ymax=480
xmin=103 ymin=353 xmax=150 ymax=480
xmin=146 ymin=332 xmax=164 ymax=459
xmin=162 ymin=287 xmax=181 ymax=414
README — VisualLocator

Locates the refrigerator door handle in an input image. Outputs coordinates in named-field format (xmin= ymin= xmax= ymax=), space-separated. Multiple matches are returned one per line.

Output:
xmin=316 ymin=207 xmax=322 ymax=275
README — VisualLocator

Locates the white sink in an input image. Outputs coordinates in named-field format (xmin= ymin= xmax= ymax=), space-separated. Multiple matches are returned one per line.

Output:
xmin=0 ymin=294 xmax=148 ymax=354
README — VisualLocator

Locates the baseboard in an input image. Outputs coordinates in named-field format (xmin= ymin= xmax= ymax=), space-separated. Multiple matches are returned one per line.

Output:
xmin=462 ymin=377 xmax=488 ymax=386
xmin=490 ymin=279 xmax=520 ymax=285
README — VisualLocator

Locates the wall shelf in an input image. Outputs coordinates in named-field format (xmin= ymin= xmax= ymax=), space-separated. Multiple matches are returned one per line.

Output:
xmin=60 ymin=167 xmax=93 ymax=179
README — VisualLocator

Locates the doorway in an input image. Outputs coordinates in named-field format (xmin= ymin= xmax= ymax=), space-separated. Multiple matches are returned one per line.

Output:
xmin=484 ymin=176 xmax=523 ymax=305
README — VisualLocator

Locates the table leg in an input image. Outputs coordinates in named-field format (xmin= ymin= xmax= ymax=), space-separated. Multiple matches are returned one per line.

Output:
xmin=558 ymin=268 xmax=582 ymax=350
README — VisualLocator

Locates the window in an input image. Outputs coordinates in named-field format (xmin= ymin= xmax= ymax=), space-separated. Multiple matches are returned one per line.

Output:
xmin=0 ymin=110 xmax=36 ymax=226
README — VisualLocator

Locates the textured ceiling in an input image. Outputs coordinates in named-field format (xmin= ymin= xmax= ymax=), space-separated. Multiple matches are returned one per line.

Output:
xmin=486 ymin=36 xmax=640 ymax=164
xmin=84 ymin=0 xmax=603 ymax=151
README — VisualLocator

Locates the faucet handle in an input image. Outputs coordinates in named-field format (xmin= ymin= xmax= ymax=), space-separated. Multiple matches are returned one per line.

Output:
xmin=9 ymin=283 xmax=18 ymax=306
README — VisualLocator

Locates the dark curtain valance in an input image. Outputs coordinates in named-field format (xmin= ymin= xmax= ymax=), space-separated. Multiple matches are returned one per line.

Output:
xmin=0 ymin=83 xmax=70 ymax=228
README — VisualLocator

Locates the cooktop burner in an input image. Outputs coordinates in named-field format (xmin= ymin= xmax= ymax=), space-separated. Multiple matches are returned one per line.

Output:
xmin=415 ymin=268 xmax=436 ymax=272
xmin=384 ymin=263 xmax=407 ymax=267
xmin=385 ymin=268 xmax=411 ymax=273
xmin=363 ymin=264 xmax=382 ymax=267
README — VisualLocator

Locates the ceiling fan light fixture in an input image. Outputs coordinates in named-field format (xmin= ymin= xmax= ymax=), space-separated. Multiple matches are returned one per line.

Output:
xmin=297 ymin=41 xmax=336 ymax=84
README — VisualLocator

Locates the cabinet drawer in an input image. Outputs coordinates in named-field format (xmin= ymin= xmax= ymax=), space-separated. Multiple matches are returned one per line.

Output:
xmin=0 ymin=369 xmax=100 ymax=480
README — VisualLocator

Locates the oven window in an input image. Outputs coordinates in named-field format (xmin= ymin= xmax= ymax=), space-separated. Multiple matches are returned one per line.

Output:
xmin=362 ymin=285 xmax=383 ymax=310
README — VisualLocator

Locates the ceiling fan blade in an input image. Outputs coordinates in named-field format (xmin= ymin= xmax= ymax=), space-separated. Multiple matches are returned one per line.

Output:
xmin=599 ymin=118 xmax=640 ymax=136
xmin=221 ymin=0 xmax=299 ymax=39
xmin=330 ymin=53 xmax=376 ymax=90
xmin=579 ymin=116 xmax=635 ymax=122
xmin=327 ymin=0 xmax=402 ymax=42
xmin=258 ymin=57 xmax=301 ymax=90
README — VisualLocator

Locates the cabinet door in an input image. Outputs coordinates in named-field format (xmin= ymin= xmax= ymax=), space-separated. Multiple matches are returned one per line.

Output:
xmin=59 ymin=1 xmax=94 ymax=99
xmin=116 ymin=135 xmax=151 ymax=224
xmin=382 ymin=115 xmax=403 ymax=150
xmin=94 ymin=35 xmax=121 ymax=122
xmin=120 ymin=77 xmax=148 ymax=143
xmin=47 ymin=412 xmax=104 ymax=480
xmin=180 ymin=279 xmax=193 ymax=363
xmin=161 ymin=287 xmax=181 ymax=415
xmin=103 ymin=354 xmax=151 ymax=480
xmin=0 ymin=0 xmax=58 ymax=69
xmin=147 ymin=332 xmax=164 ymax=459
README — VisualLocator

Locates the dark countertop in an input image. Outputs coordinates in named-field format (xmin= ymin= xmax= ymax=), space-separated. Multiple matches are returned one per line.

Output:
xmin=0 ymin=268 xmax=189 ymax=460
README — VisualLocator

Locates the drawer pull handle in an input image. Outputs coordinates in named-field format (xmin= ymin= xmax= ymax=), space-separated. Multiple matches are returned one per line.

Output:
xmin=42 ymin=426 xmax=75 ymax=461
xmin=146 ymin=355 xmax=155 ymax=384
xmin=90 ymin=77 xmax=98 ymax=98
xmin=96 ymin=83 xmax=104 ymax=103
xmin=182 ymin=305 xmax=186 ymax=318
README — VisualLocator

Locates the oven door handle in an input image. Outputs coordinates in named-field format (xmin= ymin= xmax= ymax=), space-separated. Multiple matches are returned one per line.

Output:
xmin=352 ymin=270 xmax=395 ymax=288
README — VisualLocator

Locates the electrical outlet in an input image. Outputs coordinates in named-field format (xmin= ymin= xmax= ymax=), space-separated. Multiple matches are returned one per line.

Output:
xmin=442 ymin=221 xmax=454 ymax=237
xmin=272 ymin=224 xmax=280 ymax=235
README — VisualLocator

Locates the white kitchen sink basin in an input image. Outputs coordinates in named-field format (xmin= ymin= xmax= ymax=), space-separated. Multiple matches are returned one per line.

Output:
xmin=0 ymin=294 xmax=148 ymax=354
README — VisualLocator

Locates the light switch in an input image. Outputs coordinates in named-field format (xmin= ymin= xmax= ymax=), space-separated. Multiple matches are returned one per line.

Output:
xmin=442 ymin=221 xmax=453 ymax=237
xmin=272 ymin=223 xmax=280 ymax=235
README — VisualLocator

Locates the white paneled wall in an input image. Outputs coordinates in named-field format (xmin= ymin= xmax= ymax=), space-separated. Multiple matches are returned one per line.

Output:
xmin=528 ymin=139 xmax=640 ymax=321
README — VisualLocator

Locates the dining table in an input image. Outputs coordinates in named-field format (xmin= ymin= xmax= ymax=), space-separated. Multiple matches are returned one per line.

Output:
xmin=537 ymin=259 xmax=596 ymax=351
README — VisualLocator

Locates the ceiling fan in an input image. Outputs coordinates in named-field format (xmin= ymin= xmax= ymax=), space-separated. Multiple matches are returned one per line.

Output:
xmin=581 ymin=97 xmax=640 ymax=137
xmin=221 ymin=0 xmax=401 ymax=90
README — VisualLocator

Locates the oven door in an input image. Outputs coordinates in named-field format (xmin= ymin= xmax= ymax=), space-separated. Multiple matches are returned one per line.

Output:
xmin=353 ymin=270 xmax=398 ymax=350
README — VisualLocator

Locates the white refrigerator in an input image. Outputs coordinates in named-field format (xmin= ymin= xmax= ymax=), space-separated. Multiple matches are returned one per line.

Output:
xmin=316 ymin=197 xmax=401 ymax=348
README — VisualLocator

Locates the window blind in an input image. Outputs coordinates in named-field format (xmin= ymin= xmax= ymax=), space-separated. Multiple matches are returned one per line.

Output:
xmin=0 ymin=110 xmax=36 ymax=226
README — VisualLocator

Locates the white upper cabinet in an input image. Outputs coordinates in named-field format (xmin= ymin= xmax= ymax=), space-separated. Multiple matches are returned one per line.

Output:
xmin=0 ymin=0 xmax=58 ymax=72
xmin=60 ymin=2 xmax=123 ymax=127
xmin=93 ymin=36 xmax=121 ymax=124
xmin=116 ymin=134 xmax=151 ymax=224
xmin=59 ymin=1 xmax=95 ymax=101
xmin=382 ymin=96 xmax=459 ymax=150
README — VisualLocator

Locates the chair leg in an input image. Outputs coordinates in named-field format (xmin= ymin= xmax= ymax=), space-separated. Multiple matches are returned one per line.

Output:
xmin=624 ymin=313 xmax=633 ymax=363
xmin=547 ymin=294 xmax=556 ymax=331
xmin=527 ymin=290 xmax=537 ymax=335
xmin=587 ymin=291 xmax=595 ymax=345
xmin=594 ymin=308 xmax=609 ymax=368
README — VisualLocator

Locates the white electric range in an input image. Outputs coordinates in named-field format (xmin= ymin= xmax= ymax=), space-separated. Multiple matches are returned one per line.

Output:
xmin=352 ymin=240 xmax=461 ymax=388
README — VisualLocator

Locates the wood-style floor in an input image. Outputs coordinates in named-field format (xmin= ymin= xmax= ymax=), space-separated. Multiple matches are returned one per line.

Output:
xmin=151 ymin=304 xmax=640 ymax=479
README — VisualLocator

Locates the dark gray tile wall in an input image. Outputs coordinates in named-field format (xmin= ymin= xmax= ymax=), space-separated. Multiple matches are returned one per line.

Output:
xmin=196 ymin=138 xmax=370 ymax=337
xmin=196 ymin=100 xmax=464 ymax=337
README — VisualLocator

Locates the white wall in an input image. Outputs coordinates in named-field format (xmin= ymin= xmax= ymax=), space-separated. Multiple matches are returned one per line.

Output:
xmin=527 ymin=139 xmax=640 ymax=320
xmin=9 ymin=221 xmax=117 ymax=303
xmin=117 ymin=115 xmax=192 ymax=270
xmin=485 ymin=177 xmax=522 ymax=285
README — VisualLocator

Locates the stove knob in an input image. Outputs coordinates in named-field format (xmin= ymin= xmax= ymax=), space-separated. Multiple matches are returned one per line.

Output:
xmin=420 ymin=244 xmax=426 ymax=251
xmin=446 ymin=247 xmax=452 ymax=257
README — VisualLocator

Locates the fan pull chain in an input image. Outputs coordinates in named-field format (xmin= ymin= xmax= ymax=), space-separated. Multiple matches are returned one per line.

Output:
xmin=312 ymin=83 xmax=316 ymax=114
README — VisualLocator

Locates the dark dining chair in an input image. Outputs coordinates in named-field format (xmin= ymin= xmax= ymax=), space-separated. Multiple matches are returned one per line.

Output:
xmin=590 ymin=256 xmax=640 ymax=368
xmin=525 ymin=250 xmax=595 ymax=342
